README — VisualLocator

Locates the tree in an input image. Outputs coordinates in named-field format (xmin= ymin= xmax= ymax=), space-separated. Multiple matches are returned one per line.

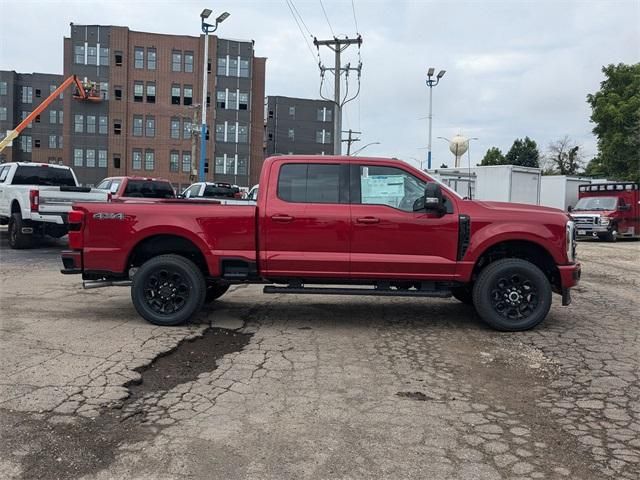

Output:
xmin=586 ymin=63 xmax=640 ymax=181
xmin=480 ymin=147 xmax=506 ymax=166
xmin=505 ymin=137 xmax=540 ymax=167
xmin=546 ymin=136 xmax=584 ymax=175
xmin=439 ymin=163 xmax=448 ymax=168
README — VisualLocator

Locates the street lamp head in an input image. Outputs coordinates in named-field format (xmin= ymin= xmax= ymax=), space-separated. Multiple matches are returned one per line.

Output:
xmin=216 ymin=12 xmax=230 ymax=23
xmin=427 ymin=67 xmax=435 ymax=77
xmin=200 ymin=8 xmax=212 ymax=19
xmin=437 ymin=70 xmax=446 ymax=79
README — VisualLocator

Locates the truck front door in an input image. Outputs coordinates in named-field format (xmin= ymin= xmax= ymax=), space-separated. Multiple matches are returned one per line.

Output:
xmin=261 ymin=162 xmax=351 ymax=279
xmin=349 ymin=164 xmax=459 ymax=280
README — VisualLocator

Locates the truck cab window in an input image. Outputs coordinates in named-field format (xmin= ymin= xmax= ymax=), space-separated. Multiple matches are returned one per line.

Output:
xmin=0 ymin=166 xmax=8 ymax=182
xmin=277 ymin=163 xmax=344 ymax=203
xmin=357 ymin=165 xmax=426 ymax=212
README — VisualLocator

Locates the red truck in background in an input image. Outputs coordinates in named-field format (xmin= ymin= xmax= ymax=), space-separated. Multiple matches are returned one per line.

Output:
xmin=61 ymin=156 xmax=580 ymax=332
xmin=571 ymin=182 xmax=640 ymax=241
xmin=95 ymin=176 xmax=176 ymax=201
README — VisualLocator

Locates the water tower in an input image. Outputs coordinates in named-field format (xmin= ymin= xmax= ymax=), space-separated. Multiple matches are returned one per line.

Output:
xmin=448 ymin=134 xmax=468 ymax=168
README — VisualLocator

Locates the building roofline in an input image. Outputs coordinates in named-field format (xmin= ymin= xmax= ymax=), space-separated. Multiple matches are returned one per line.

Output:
xmin=267 ymin=95 xmax=333 ymax=103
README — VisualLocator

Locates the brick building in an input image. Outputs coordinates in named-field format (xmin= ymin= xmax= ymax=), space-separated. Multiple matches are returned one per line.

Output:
xmin=0 ymin=71 xmax=64 ymax=164
xmin=264 ymin=96 xmax=335 ymax=157
xmin=62 ymin=24 xmax=266 ymax=188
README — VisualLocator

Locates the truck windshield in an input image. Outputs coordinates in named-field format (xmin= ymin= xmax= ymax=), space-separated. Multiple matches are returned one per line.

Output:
xmin=124 ymin=180 xmax=175 ymax=198
xmin=12 ymin=166 xmax=76 ymax=187
xmin=574 ymin=196 xmax=617 ymax=211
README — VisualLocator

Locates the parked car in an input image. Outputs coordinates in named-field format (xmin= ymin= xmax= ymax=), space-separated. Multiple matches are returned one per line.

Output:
xmin=96 ymin=176 xmax=176 ymax=201
xmin=571 ymin=182 xmax=639 ymax=241
xmin=0 ymin=162 xmax=108 ymax=249
xmin=61 ymin=155 xmax=580 ymax=332
xmin=181 ymin=182 xmax=241 ymax=200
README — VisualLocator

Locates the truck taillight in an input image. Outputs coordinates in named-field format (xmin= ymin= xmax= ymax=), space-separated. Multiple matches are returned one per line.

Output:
xmin=68 ymin=210 xmax=85 ymax=249
xmin=29 ymin=190 xmax=39 ymax=212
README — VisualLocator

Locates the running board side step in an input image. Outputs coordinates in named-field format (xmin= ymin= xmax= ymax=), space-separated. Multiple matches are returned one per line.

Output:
xmin=263 ymin=285 xmax=452 ymax=298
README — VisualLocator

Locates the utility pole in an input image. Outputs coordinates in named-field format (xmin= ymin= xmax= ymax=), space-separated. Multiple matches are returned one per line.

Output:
xmin=190 ymin=107 xmax=200 ymax=182
xmin=342 ymin=129 xmax=361 ymax=155
xmin=314 ymin=35 xmax=362 ymax=155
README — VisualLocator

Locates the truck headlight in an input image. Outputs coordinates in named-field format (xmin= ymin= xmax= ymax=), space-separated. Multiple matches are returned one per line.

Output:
xmin=566 ymin=220 xmax=576 ymax=263
xmin=600 ymin=216 xmax=610 ymax=226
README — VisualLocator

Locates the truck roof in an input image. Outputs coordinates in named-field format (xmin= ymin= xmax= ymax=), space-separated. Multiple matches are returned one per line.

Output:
xmin=102 ymin=176 xmax=171 ymax=182
xmin=265 ymin=155 xmax=399 ymax=164
xmin=4 ymin=162 xmax=71 ymax=169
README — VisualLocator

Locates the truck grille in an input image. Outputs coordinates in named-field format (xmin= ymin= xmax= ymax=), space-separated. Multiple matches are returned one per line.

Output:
xmin=573 ymin=216 xmax=596 ymax=225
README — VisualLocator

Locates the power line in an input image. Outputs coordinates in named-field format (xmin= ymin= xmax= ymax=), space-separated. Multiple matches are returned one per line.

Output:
xmin=351 ymin=0 xmax=360 ymax=34
xmin=284 ymin=0 xmax=318 ymax=65
xmin=289 ymin=0 xmax=313 ymax=38
xmin=318 ymin=0 xmax=336 ymax=37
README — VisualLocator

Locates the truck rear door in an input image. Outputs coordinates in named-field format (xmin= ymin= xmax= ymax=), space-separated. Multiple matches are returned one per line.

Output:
xmin=261 ymin=161 xmax=351 ymax=278
xmin=349 ymin=163 xmax=459 ymax=279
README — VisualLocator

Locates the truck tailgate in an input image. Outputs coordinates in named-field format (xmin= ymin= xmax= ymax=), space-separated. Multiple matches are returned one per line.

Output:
xmin=39 ymin=188 xmax=110 ymax=213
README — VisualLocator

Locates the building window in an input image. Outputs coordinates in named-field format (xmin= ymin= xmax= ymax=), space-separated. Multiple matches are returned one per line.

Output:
xmin=316 ymin=130 xmax=331 ymax=144
xmin=317 ymin=107 xmax=333 ymax=122
xmin=100 ymin=82 xmax=109 ymax=100
xmin=214 ymin=156 xmax=225 ymax=174
xmin=0 ymin=81 xmax=7 ymax=95
xmin=74 ymin=114 xmax=84 ymax=133
xmin=87 ymin=115 xmax=96 ymax=134
xmin=181 ymin=152 xmax=192 ymax=173
xmin=145 ymin=116 xmax=155 ymax=137
xmin=288 ymin=106 xmax=295 ymax=118
xmin=132 ymin=150 xmax=142 ymax=170
xmin=216 ymin=91 xmax=226 ymax=109
xmin=134 ymin=47 xmax=144 ymax=68
xmin=115 ymin=86 xmax=122 ymax=100
xmin=49 ymin=135 xmax=57 ymax=149
xmin=183 ymin=85 xmax=193 ymax=106
xmin=59 ymin=111 xmax=63 ymax=124
xmin=229 ymin=57 xmax=238 ymax=76
xmin=74 ymin=44 xmax=85 ymax=64
xmin=170 ymin=151 xmax=179 ymax=172
xmin=143 ymin=82 xmax=155 ymax=103
xmin=239 ymin=59 xmax=250 ymax=77
xmin=132 ymin=116 xmax=143 ymax=136
xmin=87 ymin=46 xmax=98 ymax=65
xmin=34 ymin=114 xmax=41 ymax=123
xmin=49 ymin=110 xmax=57 ymax=124
xmin=184 ymin=51 xmax=194 ymax=72
xmin=21 ymin=86 xmax=33 ymax=103
xmin=21 ymin=111 xmax=32 ymax=128
xmin=115 ymin=51 xmax=123 ymax=66
xmin=35 ymin=89 xmax=41 ymax=98
xmin=99 ymin=115 xmax=108 ymax=134
xmin=238 ymin=125 xmax=248 ymax=143
xmin=0 ymin=107 xmax=7 ymax=121
xmin=20 ymin=136 xmax=32 ymax=152
xmin=147 ymin=48 xmax=156 ymax=70
xmin=97 ymin=150 xmax=107 ymax=168
xmin=237 ymin=156 xmax=248 ymax=175
xmin=113 ymin=155 xmax=121 ymax=169
xmin=225 ymin=156 xmax=235 ymax=174
xmin=99 ymin=47 xmax=109 ymax=66
xmin=288 ymin=128 xmax=295 ymax=141
xmin=114 ymin=120 xmax=122 ymax=135
xmin=228 ymin=123 xmax=237 ymax=142
xmin=215 ymin=124 xmax=225 ymax=142
xmin=239 ymin=93 xmax=249 ymax=110
xmin=183 ymin=118 xmax=192 ymax=139
xmin=86 ymin=149 xmax=96 ymax=167
xmin=170 ymin=118 xmax=180 ymax=139
xmin=145 ymin=150 xmax=154 ymax=170
xmin=217 ymin=57 xmax=227 ymax=75
xmin=171 ymin=84 xmax=181 ymax=105
xmin=172 ymin=51 xmax=182 ymax=72
xmin=49 ymin=84 xmax=56 ymax=95
xmin=134 ymin=81 xmax=143 ymax=102
xmin=228 ymin=91 xmax=238 ymax=110
xmin=206 ymin=91 xmax=211 ymax=108
xmin=73 ymin=148 xmax=83 ymax=166
xmin=59 ymin=136 xmax=63 ymax=149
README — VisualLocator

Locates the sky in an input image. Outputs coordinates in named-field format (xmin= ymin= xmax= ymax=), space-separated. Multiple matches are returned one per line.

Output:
xmin=1 ymin=0 xmax=638 ymax=169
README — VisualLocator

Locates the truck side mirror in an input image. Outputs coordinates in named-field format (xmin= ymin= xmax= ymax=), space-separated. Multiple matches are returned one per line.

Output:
xmin=567 ymin=205 xmax=573 ymax=213
xmin=618 ymin=204 xmax=630 ymax=211
xmin=414 ymin=183 xmax=444 ymax=214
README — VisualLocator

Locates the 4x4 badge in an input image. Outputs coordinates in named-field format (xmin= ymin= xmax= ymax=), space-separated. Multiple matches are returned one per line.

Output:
xmin=93 ymin=212 xmax=125 ymax=220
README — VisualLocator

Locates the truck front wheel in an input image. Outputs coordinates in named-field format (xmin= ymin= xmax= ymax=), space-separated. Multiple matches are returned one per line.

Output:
xmin=131 ymin=254 xmax=206 ymax=326
xmin=8 ymin=213 xmax=33 ymax=249
xmin=472 ymin=258 xmax=551 ymax=331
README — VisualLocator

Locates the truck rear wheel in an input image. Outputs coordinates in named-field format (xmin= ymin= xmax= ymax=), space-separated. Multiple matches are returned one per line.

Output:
xmin=472 ymin=258 xmax=551 ymax=331
xmin=131 ymin=254 xmax=206 ymax=326
xmin=8 ymin=213 xmax=33 ymax=249
xmin=205 ymin=283 xmax=230 ymax=303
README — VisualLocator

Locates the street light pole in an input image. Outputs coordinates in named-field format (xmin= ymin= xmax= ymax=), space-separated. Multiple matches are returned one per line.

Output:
xmin=352 ymin=141 xmax=381 ymax=156
xmin=199 ymin=9 xmax=230 ymax=182
xmin=426 ymin=68 xmax=446 ymax=170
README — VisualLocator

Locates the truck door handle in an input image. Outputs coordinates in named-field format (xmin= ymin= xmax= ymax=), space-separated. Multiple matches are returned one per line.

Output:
xmin=356 ymin=217 xmax=380 ymax=224
xmin=271 ymin=214 xmax=294 ymax=223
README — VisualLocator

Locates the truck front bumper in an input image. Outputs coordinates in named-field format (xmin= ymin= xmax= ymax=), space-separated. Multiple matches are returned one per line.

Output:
xmin=558 ymin=263 xmax=581 ymax=306
xmin=575 ymin=225 xmax=609 ymax=237
xmin=61 ymin=250 xmax=83 ymax=274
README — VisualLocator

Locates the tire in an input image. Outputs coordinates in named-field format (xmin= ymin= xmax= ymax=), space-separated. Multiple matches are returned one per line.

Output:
xmin=131 ymin=254 xmax=206 ymax=326
xmin=600 ymin=226 xmax=617 ymax=242
xmin=8 ymin=212 xmax=33 ymax=249
xmin=205 ymin=283 xmax=230 ymax=303
xmin=472 ymin=258 xmax=552 ymax=332
xmin=451 ymin=286 xmax=473 ymax=305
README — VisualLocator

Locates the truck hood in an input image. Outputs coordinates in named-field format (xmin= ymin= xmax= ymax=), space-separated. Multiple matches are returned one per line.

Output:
xmin=570 ymin=209 xmax=614 ymax=216
xmin=472 ymin=200 xmax=565 ymax=216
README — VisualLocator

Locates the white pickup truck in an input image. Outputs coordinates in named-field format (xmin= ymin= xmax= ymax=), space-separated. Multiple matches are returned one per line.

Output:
xmin=0 ymin=162 xmax=109 ymax=249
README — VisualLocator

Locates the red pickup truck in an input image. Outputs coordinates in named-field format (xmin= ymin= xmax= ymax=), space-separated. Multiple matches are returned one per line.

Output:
xmin=61 ymin=156 xmax=580 ymax=331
